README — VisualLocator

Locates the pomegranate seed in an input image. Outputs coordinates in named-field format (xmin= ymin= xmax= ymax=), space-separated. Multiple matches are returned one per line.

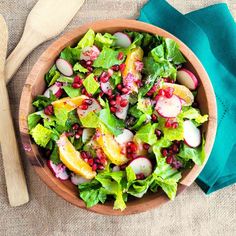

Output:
xmin=100 ymin=72 xmax=109 ymax=83
xmin=143 ymin=143 xmax=150 ymax=150
xmin=72 ymin=123 xmax=79 ymax=130
xmin=75 ymin=134 xmax=80 ymax=139
xmin=121 ymin=87 xmax=129 ymax=94
xmin=126 ymin=147 xmax=132 ymax=154
xmin=136 ymin=173 xmax=145 ymax=180
xmin=88 ymin=158 xmax=94 ymax=166
xmin=172 ymin=144 xmax=179 ymax=153
xmin=172 ymin=122 xmax=179 ymax=129
xmin=92 ymin=164 xmax=97 ymax=171
xmin=164 ymin=87 xmax=174 ymax=98
xmin=119 ymin=63 xmax=126 ymax=72
xmin=117 ymin=52 xmax=124 ymax=60
xmin=155 ymin=129 xmax=162 ymax=139
xmin=117 ymin=83 xmax=123 ymax=90
xmin=72 ymin=82 xmax=82 ymax=89
xmin=82 ymin=98 xmax=93 ymax=106
xmin=45 ymin=149 xmax=51 ymax=157
xmin=165 ymin=119 xmax=172 ymax=128
xmin=127 ymin=141 xmax=137 ymax=153
xmin=146 ymin=91 xmax=153 ymax=97
xmin=74 ymin=76 xmax=81 ymax=83
xmin=81 ymin=151 xmax=87 ymax=159
xmin=116 ymin=95 xmax=121 ymax=104
xmin=97 ymin=164 xmax=105 ymax=170
xmin=79 ymin=104 xmax=88 ymax=110
xmin=111 ymin=65 xmax=120 ymax=71
xmin=86 ymin=60 xmax=93 ymax=66
xmin=120 ymin=99 xmax=128 ymax=107
xmin=151 ymin=114 xmax=157 ymax=122
xmin=65 ymin=131 xmax=74 ymax=137
xmin=162 ymin=148 xmax=168 ymax=157
xmin=110 ymin=106 xmax=117 ymax=113
xmin=174 ymin=140 xmax=181 ymax=146
xmin=136 ymin=80 xmax=142 ymax=87
xmin=168 ymin=149 xmax=174 ymax=155
xmin=80 ymin=60 xmax=87 ymax=67
xmin=127 ymin=153 xmax=133 ymax=159
xmin=100 ymin=158 xmax=107 ymax=165
xmin=77 ymin=128 xmax=83 ymax=136
xmin=107 ymin=89 xmax=113 ymax=97
xmin=84 ymin=158 xmax=88 ymax=162
xmin=158 ymin=89 xmax=165 ymax=96
xmin=120 ymin=147 xmax=126 ymax=155
xmin=110 ymin=100 xmax=116 ymax=106
xmin=44 ymin=105 xmax=54 ymax=116
xmin=99 ymin=91 xmax=104 ymax=97
xmin=87 ymin=66 xmax=93 ymax=72
xmin=171 ymin=160 xmax=182 ymax=169
xmin=166 ymin=155 xmax=173 ymax=164
xmin=120 ymin=164 xmax=127 ymax=170
xmin=94 ymin=158 xmax=100 ymax=164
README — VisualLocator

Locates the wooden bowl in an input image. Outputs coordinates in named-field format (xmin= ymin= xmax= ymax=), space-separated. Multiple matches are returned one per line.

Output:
xmin=19 ymin=19 xmax=217 ymax=215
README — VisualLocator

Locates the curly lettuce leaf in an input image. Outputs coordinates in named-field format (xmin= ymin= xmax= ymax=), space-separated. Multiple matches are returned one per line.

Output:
xmin=95 ymin=32 xmax=116 ymax=48
xmin=30 ymin=124 xmax=52 ymax=148
xmin=77 ymin=28 xmax=95 ymax=48
xmin=45 ymin=65 xmax=61 ymax=86
xmin=63 ymin=85 xmax=81 ymax=98
xmin=82 ymin=73 xmax=100 ymax=95
xmin=79 ymin=111 xmax=100 ymax=128
xmin=73 ymin=63 xmax=88 ymax=73
xmin=50 ymin=145 xmax=61 ymax=164
xmin=60 ymin=46 xmax=81 ymax=64
xmin=28 ymin=112 xmax=42 ymax=131
xmin=32 ymin=93 xmax=57 ymax=110
xmin=137 ymin=97 xmax=152 ymax=115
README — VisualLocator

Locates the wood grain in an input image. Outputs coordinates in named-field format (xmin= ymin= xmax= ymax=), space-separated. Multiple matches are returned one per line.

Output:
xmin=0 ymin=15 xmax=29 ymax=207
xmin=5 ymin=0 xmax=85 ymax=84
xmin=19 ymin=19 xmax=217 ymax=215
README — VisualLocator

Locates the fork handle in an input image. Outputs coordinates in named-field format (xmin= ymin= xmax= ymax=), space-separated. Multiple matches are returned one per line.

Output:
xmin=0 ymin=76 xmax=29 ymax=206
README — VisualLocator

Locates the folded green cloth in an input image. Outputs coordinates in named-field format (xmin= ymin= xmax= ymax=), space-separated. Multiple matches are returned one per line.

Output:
xmin=138 ymin=0 xmax=236 ymax=194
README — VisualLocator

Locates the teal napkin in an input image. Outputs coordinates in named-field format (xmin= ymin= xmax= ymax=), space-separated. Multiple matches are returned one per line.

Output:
xmin=138 ymin=0 xmax=236 ymax=194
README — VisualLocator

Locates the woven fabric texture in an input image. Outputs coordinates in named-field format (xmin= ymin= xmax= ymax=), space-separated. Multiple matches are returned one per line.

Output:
xmin=0 ymin=1 xmax=235 ymax=235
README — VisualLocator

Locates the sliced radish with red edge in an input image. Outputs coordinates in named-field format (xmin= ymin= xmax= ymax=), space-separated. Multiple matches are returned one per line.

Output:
xmin=115 ymin=94 xmax=129 ymax=120
xmin=129 ymin=157 xmax=152 ymax=177
xmin=115 ymin=129 xmax=134 ymax=146
xmin=112 ymin=166 xmax=120 ymax=172
xmin=183 ymin=120 xmax=201 ymax=148
xmin=56 ymin=58 xmax=73 ymax=76
xmin=155 ymin=95 xmax=182 ymax=118
xmin=113 ymin=32 xmax=131 ymax=48
xmin=100 ymin=81 xmax=112 ymax=94
xmin=47 ymin=160 xmax=69 ymax=180
xmin=80 ymin=45 xmax=100 ymax=61
xmin=44 ymin=83 xmax=63 ymax=98
xmin=177 ymin=68 xmax=198 ymax=90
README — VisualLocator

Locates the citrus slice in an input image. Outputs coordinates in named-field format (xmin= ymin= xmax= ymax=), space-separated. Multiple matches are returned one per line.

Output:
xmin=161 ymin=82 xmax=194 ymax=106
xmin=52 ymin=95 xmax=88 ymax=112
xmin=96 ymin=125 xmax=129 ymax=166
xmin=57 ymin=134 xmax=96 ymax=179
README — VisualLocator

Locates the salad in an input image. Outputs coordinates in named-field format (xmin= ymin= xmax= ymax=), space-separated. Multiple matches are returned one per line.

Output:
xmin=28 ymin=29 xmax=208 ymax=210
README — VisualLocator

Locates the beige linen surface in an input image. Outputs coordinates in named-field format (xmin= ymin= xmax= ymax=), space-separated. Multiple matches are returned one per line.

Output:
xmin=0 ymin=0 xmax=235 ymax=235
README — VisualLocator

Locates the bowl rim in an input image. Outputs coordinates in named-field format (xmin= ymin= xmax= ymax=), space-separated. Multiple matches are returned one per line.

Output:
xmin=19 ymin=18 xmax=217 ymax=215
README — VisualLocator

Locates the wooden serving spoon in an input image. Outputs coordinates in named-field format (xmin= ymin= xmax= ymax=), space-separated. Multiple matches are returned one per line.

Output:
xmin=5 ymin=0 xmax=85 ymax=84
xmin=0 ymin=15 xmax=29 ymax=206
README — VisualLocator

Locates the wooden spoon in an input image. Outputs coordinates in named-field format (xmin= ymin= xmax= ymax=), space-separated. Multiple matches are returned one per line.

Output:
xmin=0 ymin=15 xmax=29 ymax=206
xmin=5 ymin=0 xmax=85 ymax=84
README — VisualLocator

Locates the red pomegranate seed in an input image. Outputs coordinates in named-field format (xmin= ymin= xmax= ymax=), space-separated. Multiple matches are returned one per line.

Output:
xmin=126 ymin=147 xmax=132 ymax=154
xmin=80 ymin=60 xmax=87 ymax=67
xmin=117 ymin=83 xmax=123 ymax=90
xmin=44 ymin=105 xmax=54 ymax=116
xmin=97 ymin=164 xmax=105 ymax=170
xmin=92 ymin=164 xmax=97 ymax=171
xmin=158 ymin=89 xmax=165 ymax=96
xmin=72 ymin=123 xmax=79 ymax=130
xmin=146 ymin=91 xmax=153 ymax=97
xmin=172 ymin=144 xmax=179 ymax=153
xmin=143 ymin=143 xmax=150 ymax=150
xmin=166 ymin=155 xmax=173 ymax=164
xmin=119 ymin=63 xmax=126 ymax=72
xmin=100 ymin=158 xmax=107 ymax=165
xmin=120 ymin=99 xmax=128 ymax=107
xmin=100 ymin=75 xmax=109 ymax=83
xmin=110 ymin=100 xmax=116 ymax=106
xmin=164 ymin=87 xmax=174 ymax=98
xmin=151 ymin=114 xmax=157 ymax=122
xmin=165 ymin=119 xmax=172 ymax=128
xmin=87 ymin=66 xmax=93 ymax=72
xmin=82 ymin=98 xmax=93 ymax=106
xmin=155 ymin=129 xmax=162 ymax=139
xmin=172 ymin=122 xmax=179 ymax=129
xmin=136 ymin=173 xmax=145 ymax=180
xmin=117 ymin=52 xmax=124 ymax=60
xmin=171 ymin=160 xmax=182 ymax=169
xmin=136 ymin=80 xmax=142 ymax=87
xmin=72 ymin=82 xmax=82 ymax=89
xmin=65 ymin=131 xmax=74 ymax=137
xmin=121 ymin=87 xmax=129 ymax=94
xmin=111 ymin=65 xmax=120 ymax=71
xmin=162 ymin=148 xmax=168 ymax=157
xmin=107 ymin=89 xmax=113 ymax=97
xmin=88 ymin=158 xmax=94 ymax=166
xmin=116 ymin=95 xmax=121 ymax=104
xmin=110 ymin=106 xmax=117 ymax=113
xmin=168 ymin=149 xmax=174 ymax=155
xmin=127 ymin=153 xmax=133 ymax=159
xmin=120 ymin=147 xmax=126 ymax=155
xmin=127 ymin=141 xmax=137 ymax=153
xmin=86 ymin=60 xmax=93 ymax=66
xmin=79 ymin=104 xmax=88 ymax=110
xmin=77 ymin=128 xmax=83 ymax=136
xmin=80 ymin=151 xmax=87 ymax=159
xmin=74 ymin=76 xmax=81 ymax=83
xmin=99 ymin=91 xmax=104 ymax=97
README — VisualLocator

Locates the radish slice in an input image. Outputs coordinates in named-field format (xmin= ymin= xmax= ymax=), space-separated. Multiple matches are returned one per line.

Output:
xmin=177 ymin=69 xmax=198 ymax=90
xmin=56 ymin=58 xmax=73 ymax=76
xmin=82 ymin=128 xmax=94 ymax=143
xmin=115 ymin=94 xmax=129 ymax=120
xmin=80 ymin=45 xmax=100 ymax=61
xmin=47 ymin=160 xmax=69 ymax=180
xmin=77 ymin=98 xmax=101 ymax=118
xmin=115 ymin=129 xmax=134 ymax=145
xmin=44 ymin=83 xmax=63 ymax=98
xmin=129 ymin=157 xmax=152 ymax=177
xmin=113 ymin=32 xmax=131 ymax=48
xmin=155 ymin=95 xmax=182 ymax=118
xmin=183 ymin=120 xmax=201 ymax=148
xmin=71 ymin=173 xmax=90 ymax=185
xmin=112 ymin=166 xmax=120 ymax=172
xmin=100 ymin=81 xmax=112 ymax=94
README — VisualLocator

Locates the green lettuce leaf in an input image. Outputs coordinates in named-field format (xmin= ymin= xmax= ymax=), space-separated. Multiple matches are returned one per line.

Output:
xmin=137 ymin=97 xmax=152 ymax=115
xmin=54 ymin=107 xmax=70 ymax=127
xmin=73 ymin=63 xmax=88 ymax=73
xmin=82 ymin=73 xmax=100 ymax=95
xmin=50 ymin=145 xmax=61 ymax=164
xmin=77 ymin=29 xmax=95 ymax=48
xmin=32 ymin=93 xmax=57 ymax=110
xmin=45 ymin=65 xmax=60 ymax=86
xmin=95 ymin=32 xmax=115 ymax=48
xmin=93 ymin=47 xmax=125 ymax=69
xmin=63 ymin=85 xmax=81 ymax=98
xmin=60 ymin=46 xmax=81 ymax=64
xmin=151 ymin=44 xmax=165 ymax=63
xmin=28 ymin=112 xmax=42 ymax=131
xmin=131 ymin=114 xmax=147 ymax=130
xmin=134 ymin=123 xmax=157 ymax=145
xmin=79 ymin=111 xmax=100 ymax=128
xmin=30 ymin=124 xmax=52 ymax=148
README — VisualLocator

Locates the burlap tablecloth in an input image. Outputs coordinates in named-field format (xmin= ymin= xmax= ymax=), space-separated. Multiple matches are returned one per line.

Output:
xmin=0 ymin=1 xmax=235 ymax=235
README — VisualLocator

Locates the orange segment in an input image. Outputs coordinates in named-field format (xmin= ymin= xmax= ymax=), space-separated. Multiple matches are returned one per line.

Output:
xmin=52 ymin=95 xmax=88 ymax=112
xmin=96 ymin=125 xmax=129 ymax=166
xmin=57 ymin=134 xmax=96 ymax=179
xmin=161 ymin=82 xmax=194 ymax=106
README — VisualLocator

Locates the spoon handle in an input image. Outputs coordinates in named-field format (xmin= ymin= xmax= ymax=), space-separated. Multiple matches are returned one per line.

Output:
xmin=0 ymin=76 xmax=29 ymax=206
xmin=5 ymin=26 xmax=44 ymax=84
